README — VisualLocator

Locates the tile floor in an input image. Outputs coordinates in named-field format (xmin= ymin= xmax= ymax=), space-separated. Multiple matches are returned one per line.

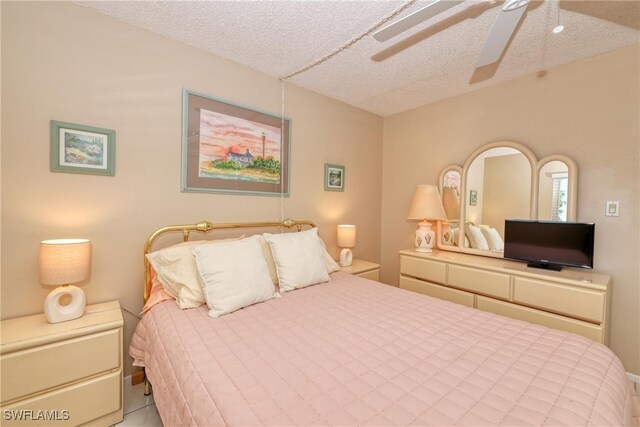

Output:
xmin=116 ymin=377 xmax=163 ymax=426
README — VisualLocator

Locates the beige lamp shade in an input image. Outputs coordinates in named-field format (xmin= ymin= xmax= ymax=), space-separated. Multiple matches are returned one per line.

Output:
xmin=407 ymin=185 xmax=447 ymax=221
xmin=39 ymin=239 xmax=92 ymax=285
xmin=337 ymin=224 xmax=356 ymax=248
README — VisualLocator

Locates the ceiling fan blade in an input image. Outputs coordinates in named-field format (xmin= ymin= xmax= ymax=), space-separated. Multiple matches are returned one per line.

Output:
xmin=374 ymin=0 xmax=465 ymax=42
xmin=475 ymin=1 xmax=528 ymax=68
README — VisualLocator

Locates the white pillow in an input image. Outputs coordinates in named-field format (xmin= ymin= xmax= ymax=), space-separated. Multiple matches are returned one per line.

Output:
xmin=191 ymin=235 xmax=278 ymax=318
xmin=145 ymin=241 xmax=209 ymax=309
xmin=452 ymin=227 xmax=470 ymax=248
xmin=465 ymin=225 xmax=490 ymax=250
xmin=481 ymin=227 xmax=504 ymax=251
xmin=319 ymin=237 xmax=341 ymax=273
xmin=263 ymin=228 xmax=330 ymax=292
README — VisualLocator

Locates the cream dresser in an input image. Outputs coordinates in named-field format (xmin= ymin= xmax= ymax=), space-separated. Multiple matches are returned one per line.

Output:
xmin=340 ymin=259 xmax=380 ymax=281
xmin=399 ymin=250 xmax=611 ymax=344
xmin=0 ymin=301 xmax=124 ymax=426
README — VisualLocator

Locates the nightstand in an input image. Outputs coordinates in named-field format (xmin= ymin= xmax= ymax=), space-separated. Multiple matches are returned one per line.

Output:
xmin=0 ymin=301 xmax=124 ymax=426
xmin=339 ymin=259 xmax=380 ymax=281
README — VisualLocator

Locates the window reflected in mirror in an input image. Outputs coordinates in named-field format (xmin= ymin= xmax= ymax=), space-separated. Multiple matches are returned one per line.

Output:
xmin=538 ymin=160 xmax=569 ymax=221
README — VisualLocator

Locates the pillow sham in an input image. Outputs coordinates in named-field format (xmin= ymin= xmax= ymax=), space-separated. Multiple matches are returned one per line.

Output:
xmin=452 ymin=227 xmax=470 ymax=248
xmin=263 ymin=227 xmax=330 ymax=292
xmin=191 ymin=235 xmax=278 ymax=318
xmin=465 ymin=225 xmax=490 ymax=250
xmin=481 ymin=227 xmax=504 ymax=251
xmin=141 ymin=267 xmax=175 ymax=314
xmin=145 ymin=236 xmax=244 ymax=309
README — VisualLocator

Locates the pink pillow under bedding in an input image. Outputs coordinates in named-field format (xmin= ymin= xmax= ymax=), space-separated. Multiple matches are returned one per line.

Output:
xmin=141 ymin=268 xmax=174 ymax=314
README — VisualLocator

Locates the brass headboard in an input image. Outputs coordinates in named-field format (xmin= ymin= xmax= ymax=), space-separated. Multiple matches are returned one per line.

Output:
xmin=143 ymin=218 xmax=316 ymax=303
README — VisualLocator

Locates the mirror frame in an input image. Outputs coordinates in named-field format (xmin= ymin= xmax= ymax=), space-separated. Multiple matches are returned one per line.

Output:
xmin=436 ymin=141 xmax=578 ymax=259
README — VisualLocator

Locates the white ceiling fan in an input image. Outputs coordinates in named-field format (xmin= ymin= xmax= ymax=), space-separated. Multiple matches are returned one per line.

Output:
xmin=373 ymin=0 xmax=532 ymax=68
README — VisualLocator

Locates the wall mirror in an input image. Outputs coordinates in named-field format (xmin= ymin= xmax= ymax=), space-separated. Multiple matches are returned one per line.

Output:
xmin=437 ymin=141 xmax=578 ymax=259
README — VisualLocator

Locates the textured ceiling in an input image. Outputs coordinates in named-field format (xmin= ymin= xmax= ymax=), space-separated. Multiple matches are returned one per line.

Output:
xmin=79 ymin=0 xmax=639 ymax=116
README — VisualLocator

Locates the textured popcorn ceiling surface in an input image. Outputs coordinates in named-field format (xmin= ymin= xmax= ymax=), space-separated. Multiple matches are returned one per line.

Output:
xmin=80 ymin=1 xmax=639 ymax=116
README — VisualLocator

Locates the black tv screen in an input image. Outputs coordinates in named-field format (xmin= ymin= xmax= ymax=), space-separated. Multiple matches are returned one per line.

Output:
xmin=504 ymin=220 xmax=595 ymax=270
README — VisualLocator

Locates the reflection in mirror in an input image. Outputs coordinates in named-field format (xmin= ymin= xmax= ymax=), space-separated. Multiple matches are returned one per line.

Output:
xmin=465 ymin=147 xmax=532 ymax=250
xmin=442 ymin=170 xmax=461 ymax=220
xmin=538 ymin=161 xmax=569 ymax=221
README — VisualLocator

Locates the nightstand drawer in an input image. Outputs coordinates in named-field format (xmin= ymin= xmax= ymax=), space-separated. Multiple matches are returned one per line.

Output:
xmin=513 ymin=277 xmax=604 ymax=323
xmin=400 ymin=256 xmax=446 ymax=284
xmin=1 ymin=370 xmax=121 ymax=426
xmin=1 ymin=329 xmax=120 ymax=404
xmin=448 ymin=265 xmax=510 ymax=299
xmin=357 ymin=269 xmax=379 ymax=281
xmin=400 ymin=276 xmax=474 ymax=307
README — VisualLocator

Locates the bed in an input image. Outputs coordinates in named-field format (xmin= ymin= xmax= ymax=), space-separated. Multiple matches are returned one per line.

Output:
xmin=130 ymin=219 xmax=639 ymax=426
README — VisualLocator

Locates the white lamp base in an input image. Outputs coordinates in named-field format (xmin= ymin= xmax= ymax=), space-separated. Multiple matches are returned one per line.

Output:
xmin=44 ymin=285 xmax=86 ymax=324
xmin=414 ymin=220 xmax=435 ymax=254
xmin=339 ymin=248 xmax=353 ymax=267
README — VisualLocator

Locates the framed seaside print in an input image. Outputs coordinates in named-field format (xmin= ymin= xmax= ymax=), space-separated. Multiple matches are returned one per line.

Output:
xmin=50 ymin=121 xmax=115 ymax=176
xmin=182 ymin=89 xmax=291 ymax=196
xmin=324 ymin=164 xmax=345 ymax=192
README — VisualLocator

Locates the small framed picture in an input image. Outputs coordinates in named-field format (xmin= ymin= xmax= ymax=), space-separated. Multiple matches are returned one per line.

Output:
xmin=469 ymin=190 xmax=478 ymax=206
xmin=324 ymin=164 xmax=345 ymax=192
xmin=50 ymin=120 xmax=115 ymax=176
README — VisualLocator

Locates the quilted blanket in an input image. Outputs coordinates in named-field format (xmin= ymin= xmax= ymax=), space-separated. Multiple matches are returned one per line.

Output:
xmin=130 ymin=272 xmax=638 ymax=426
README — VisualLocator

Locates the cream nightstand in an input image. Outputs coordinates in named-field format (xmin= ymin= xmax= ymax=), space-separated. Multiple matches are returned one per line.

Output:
xmin=0 ymin=301 xmax=124 ymax=426
xmin=340 ymin=259 xmax=380 ymax=281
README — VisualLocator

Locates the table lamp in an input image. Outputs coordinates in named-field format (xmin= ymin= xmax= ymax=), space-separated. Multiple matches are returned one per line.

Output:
xmin=337 ymin=224 xmax=356 ymax=267
xmin=39 ymin=239 xmax=91 ymax=323
xmin=407 ymin=185 xmax=447 ymax=253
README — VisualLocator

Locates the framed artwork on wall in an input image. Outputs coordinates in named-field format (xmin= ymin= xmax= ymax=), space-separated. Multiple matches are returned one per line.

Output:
xmin=469 ymin=189 xmax=478 ymax=206
xmin=324 ymin=164 xmax=345 ymax=192
xmin=182 ymin=88 xmax=291 ymax=196
xmin=50 ymin=120 xmax=115 ymax=176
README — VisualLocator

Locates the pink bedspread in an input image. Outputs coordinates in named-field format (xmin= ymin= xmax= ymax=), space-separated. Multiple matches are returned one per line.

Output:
xmin=130 ymin=272 xmax=638 ymax=426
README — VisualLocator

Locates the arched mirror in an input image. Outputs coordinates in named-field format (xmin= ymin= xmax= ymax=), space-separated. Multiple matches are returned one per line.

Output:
xmin=537 ymin=156 xmax=578 ymax=222
xmin=437 ymin=141 xmax=578 ymax=259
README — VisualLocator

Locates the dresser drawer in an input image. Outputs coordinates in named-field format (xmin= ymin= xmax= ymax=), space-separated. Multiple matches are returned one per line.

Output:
xmin=400 ymin=256 xmax=446 ymax=284
xmin=476 ymin=296 xmax=604 ymax=342
xmin=1 ymin=329 xmax=121 ymax=404
xmin=513 ymin=277 xmax=605 ymax=323
xmin=400 ymin=276 xmax=474 ymax=307
xmin=1 ymin=370 xmax=122 ymax=426
xmin=357 ymin=269 xmax=379 ymax=281
xmin=448 ymin=265 xmax=510 ymax=299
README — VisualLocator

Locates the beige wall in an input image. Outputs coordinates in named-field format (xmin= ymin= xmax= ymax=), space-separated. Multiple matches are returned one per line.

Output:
xmin=482 ymin=153 xmax=531 ymax=236
xmin=381 ymin=44 xmax=640 ymax=374
xmin=0 ymin=2 xmax=383 ymax=374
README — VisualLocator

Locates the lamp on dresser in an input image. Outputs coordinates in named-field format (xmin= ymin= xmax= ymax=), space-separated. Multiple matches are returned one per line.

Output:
xmin=39 ymin=238 xmax=91 ymax=323
xmin=408 ymin=184 xmax=447 ymax=253
xmin=337 ymin=224 xmax=356 ymax=267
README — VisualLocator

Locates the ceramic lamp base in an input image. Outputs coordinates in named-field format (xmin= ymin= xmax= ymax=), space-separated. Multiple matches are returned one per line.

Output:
xmin=44 ymin=285 xmax=86 ymax=324
xmin=339 ymin=248 xmax=353 ymax=267
xmin=414 ymin=221 xmax=435 ymax=254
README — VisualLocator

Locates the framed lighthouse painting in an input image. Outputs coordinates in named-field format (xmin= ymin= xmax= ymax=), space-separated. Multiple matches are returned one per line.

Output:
xmin=181 ymin=89 xmax=291 ymax=196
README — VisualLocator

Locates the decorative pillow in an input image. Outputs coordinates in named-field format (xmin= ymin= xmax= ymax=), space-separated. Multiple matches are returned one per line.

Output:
xmin=481 ymin=227 xmax=504 ymax=251
xmin=145 ymin=236 xmax=244 ymax=309
xmin=465 ymin=225 xmax=490 ymax=250
xmin=263 ymin=228 xmax=330 ymax=292
xmin=452 ymin=227 xmax=470 ymax=248
xmin=319 ymin=237 xmax=341 ymax=273
xmin=191 ymin=235 xmax=278 ymax=318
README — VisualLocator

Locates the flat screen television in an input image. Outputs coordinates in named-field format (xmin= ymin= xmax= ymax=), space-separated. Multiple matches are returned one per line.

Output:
xmin=503 ymin=220 xmax=595 ymax=271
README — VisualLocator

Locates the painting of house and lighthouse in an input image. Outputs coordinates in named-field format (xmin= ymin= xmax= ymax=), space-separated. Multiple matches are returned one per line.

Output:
xmin=198 ymin=109 xmax=282 ymax=184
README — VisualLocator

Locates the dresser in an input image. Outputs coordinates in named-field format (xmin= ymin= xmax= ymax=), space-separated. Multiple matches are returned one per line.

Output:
xmin=0 ymin=301 xmax=124 ymax=426
xmin=399 ymin=250 xmax=611 ymax=344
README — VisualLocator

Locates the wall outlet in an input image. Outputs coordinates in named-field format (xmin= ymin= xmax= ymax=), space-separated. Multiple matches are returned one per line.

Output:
xmin=605 ymin=201 xmax=620 ymax=217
